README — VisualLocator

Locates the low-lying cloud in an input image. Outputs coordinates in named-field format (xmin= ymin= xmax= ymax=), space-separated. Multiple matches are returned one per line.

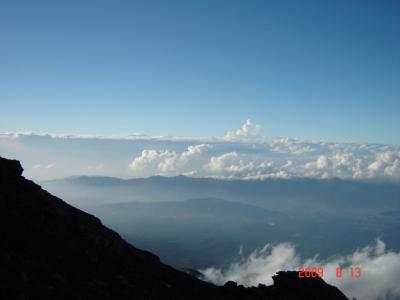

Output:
xmin=128 ymin=144 xmax=210 ymax=176
xmin=201 ymin=240 xmax=400 ymax=300
xmin=124 ymin=119 xmax=400 ymax=180
xmin=1 ymin=120 xmax=400 ymax=181
xmin=125 ymin=120 xmax=400 ymax=180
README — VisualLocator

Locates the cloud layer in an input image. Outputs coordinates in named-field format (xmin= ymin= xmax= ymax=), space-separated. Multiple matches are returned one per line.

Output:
xmin=1 ymin=120 xmax=400 ymax=181
xmin=201 ymin=240 xmax=400 ymax=300
xmin=129 ymin=144 xmax=210 ymax=176
xmin=126 ymin=120 xmax=400 ymax=180
xmin=124 ymin=119 xmax=400 ymax=180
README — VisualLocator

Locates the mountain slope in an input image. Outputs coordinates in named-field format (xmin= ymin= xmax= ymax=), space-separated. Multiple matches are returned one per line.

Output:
xmin=0 ymin=156 xmax=348 ymax=300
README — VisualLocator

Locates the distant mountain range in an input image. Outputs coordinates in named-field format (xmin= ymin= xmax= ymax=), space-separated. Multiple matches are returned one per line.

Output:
xmin=42 ymin=174 xmax=400 ymax=212
xmin=0 ymin=156 xmax=349 ymax=299
xmin=41 ymin=174 xmax=400 ymax=268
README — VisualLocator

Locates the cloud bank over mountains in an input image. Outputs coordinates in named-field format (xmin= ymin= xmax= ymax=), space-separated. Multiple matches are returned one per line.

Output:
xmin=1 ymin=120 xmax=400 ymax=181
xmin=201 ymin=240 xmax=400 ymax=300
xmin=126 ymin=120 xmax=400 ymax=180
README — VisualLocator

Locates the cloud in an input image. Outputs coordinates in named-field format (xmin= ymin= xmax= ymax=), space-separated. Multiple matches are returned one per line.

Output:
xmin=203 ymin=152 xmax=288 ymax=179
xmin=205 ymin=152 xmax=239 ymax=173
xmin=2 ymin=120 xmax=400 ymax=181
xmin=32 ymin=163 xmax=55 ymax=169
xmin=129 ymin=149 xmax=178 ymax=173
xmin=296 ymin=148 xmax=400 ymax=181
xmin=0 ymin=131 xmax=218 ymax=143
xmin=316 ymin=155 xmax=329 ymax=169
xmin=180 ymin=144 xmax=210 ymax=163
xmin=126 ymin=138 xmax=400 ymax=180
xmin=224 ymin=119 xmax=263 ymax=141
xmin=128 ymin=144 xmax=211 ymax=176
xmin=368 ymin=152 xmax=400 ymax=179
xmin=202 ymin=243 xmax=300 ymax=286
xmin=201 ymin=240 xmax=400 ymax=300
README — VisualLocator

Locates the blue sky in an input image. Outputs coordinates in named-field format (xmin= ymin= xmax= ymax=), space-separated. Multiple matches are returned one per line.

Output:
xmin=1 ymin=0 xmax=399 ymax=144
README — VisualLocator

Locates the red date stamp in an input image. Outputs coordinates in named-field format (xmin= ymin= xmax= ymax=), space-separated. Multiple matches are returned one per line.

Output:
xmin=298 ymin=267 xmax=324 ymax=278
xmin=336 ymin=267 xmax=362 ymax=278
xmin=298 ymin=267 xmax=361 ymax=279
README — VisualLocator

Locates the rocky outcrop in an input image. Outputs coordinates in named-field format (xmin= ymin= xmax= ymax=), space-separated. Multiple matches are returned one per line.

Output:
xmin=0 ymin=156 xmax=348 ymax=299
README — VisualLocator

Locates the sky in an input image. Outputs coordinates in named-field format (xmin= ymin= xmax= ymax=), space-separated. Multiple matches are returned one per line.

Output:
xmin=1 ymin=0 xmax=399 ymax=144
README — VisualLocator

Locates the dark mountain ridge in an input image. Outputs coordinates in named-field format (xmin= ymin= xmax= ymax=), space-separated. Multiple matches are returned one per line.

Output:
xmin=0 ymin=156 xmax=348 ymax=299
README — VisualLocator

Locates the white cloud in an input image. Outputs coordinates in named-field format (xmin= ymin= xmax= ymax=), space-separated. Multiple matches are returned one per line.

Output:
xmin=205 ymin=152 xmax=239 ymax=173
xmin=202 ymin=243 xmax=299 ymax=286
xmin=182 ymin=170 xmax=198 ymax=176
xmin=384 ymin=159 xmax=400 ymax=178
xmin=201 ymin=240 xmax=400 ymax=300
xmin=128 ymin=144 xmax=211 ymax=176
xmin=129 ymin=149 xmax=178 ymax=173
xmin=32 ymin=163 xmax=55 ymax=169
xmin=224 ymin=119 xmax=263 ymax=141
xmin=269 ymin=138 xmax=317 ymax=155
xmin=180 ymin=144 xmax=210 ymax=163
xmin=368 ymin=152 xmax=400 ymax=179
xmin=316 ymin=155 xmax=329 ymax=169
xmin=0 ymin=131 xmax=218 ymax=143
xmin=203 ymin=153 xmax=289 ymax=179
xmin=129 ymin=149 xmax=157 ymax=172
xmin=158 ymin=153 xmax=179 ymax=173
xmin=127 ymin=140 xmax=400 ymax=180
xmin=283 ymin=160 xmax=293 ymax=168
xmin=2 ymin=120 xmax=400 ymax=181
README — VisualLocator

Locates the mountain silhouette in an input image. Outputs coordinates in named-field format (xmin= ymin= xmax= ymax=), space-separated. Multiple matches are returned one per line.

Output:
xmin=0 ymin=156 xmax=348 ymax=299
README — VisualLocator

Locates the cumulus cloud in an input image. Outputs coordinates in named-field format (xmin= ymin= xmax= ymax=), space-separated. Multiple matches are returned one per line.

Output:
xmin=203 ymin=152 xmax=287 ymax=179
xmin=224 ymin=119 xmax=263 ymax=141
xmin=129 ymin=149 xmax=178 ymax=173
xmin=368 ymin=152 xmax=400 ymax=179
xmin=316 ymin=155 xmax=329 ymax=169
xmin=125 ymin=138 xmax=400 ymax=180
xmin=128 ymin=144 xmax=210 ymax=176
xmin=205 ymin=152 xmax=239 ymax=173
xmin=296 ymin=148 xmax=400 ymax=181
xmin=2 ymin=120 xmax=400 ymax=181
xmin=180 ymin=144 xmax=210 ymax=163
xmin=201 ymin=240 xmax=400 ymax=300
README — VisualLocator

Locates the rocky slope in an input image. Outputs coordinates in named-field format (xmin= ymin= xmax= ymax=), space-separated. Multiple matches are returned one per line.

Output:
xmin=0 ymin=156 xmax=348 ymax=300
